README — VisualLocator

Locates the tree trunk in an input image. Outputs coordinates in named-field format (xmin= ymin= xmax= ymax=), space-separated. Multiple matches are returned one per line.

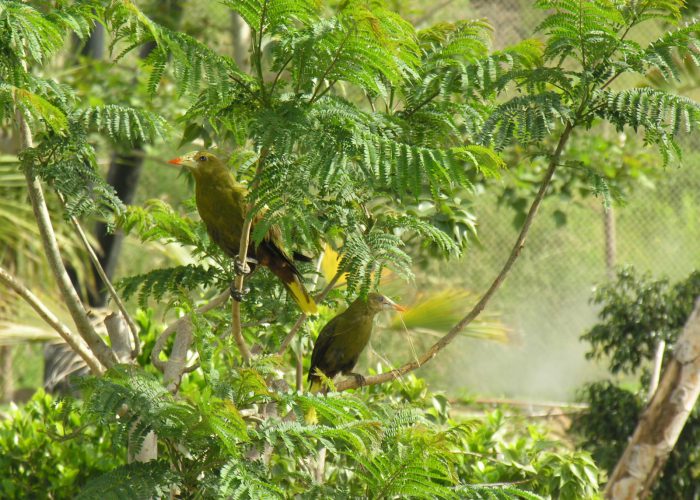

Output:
xmin=0 ymin=346 xmax=13 ymax=403
xmin=231 ymin=12 xmax=251 ymax=73
xmin=604 ymin=299 xmax=700 ymax=499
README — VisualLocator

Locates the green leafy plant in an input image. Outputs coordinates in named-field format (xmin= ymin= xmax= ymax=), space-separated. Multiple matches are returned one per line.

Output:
xmin=0 ymin=390 xmax=123 ymax=499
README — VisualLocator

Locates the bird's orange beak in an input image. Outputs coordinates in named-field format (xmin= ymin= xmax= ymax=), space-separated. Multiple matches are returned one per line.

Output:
xmin=393 ymin=303 xmax=407 ymax=312
xmin=168 ymin=157 xmax=182 ymax=165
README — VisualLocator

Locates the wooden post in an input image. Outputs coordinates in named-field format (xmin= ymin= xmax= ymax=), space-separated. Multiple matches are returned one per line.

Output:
xmin=0 ymin=346 xmax=13 ymax=403
xmin=604 ymin=299 xmax=700 ymax=499
xmin=603 ymin=205 xmax=616 ymax=281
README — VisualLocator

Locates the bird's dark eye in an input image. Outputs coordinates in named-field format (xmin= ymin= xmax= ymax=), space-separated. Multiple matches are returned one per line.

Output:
xmin=198 ymin=155 xmax=207 ymax=162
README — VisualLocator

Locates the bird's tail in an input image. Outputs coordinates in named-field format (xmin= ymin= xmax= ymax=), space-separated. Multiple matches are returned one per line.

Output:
xmin=305 ymin=379 xmax=323 ymax=424
xmin=283 ymin=275 xmax=318 ymax=315
xmin=262 ymin=241 xmax=318 ymax=315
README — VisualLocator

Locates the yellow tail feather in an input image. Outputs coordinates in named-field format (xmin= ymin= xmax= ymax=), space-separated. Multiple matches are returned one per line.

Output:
xmin=304 ymin=380 xmax=323 ymax=424
xmin=305 ymin=406 xmax=318 ymax=425
xmin=309 ymin=380 xmax=322 ymax=393
xmin=287 ymin=279 xmax=318 ymax=315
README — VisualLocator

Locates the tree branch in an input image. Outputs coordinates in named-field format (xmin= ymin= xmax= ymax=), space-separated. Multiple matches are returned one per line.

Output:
xmin=57 ymin=192 xmax=140 ymax=357
xmin=18 ymin=112 xmax=117 ymax=370
xmin=151 ymin=289 xmax=230 ymax=371
xmin=0 ymin=266 xmax=103 ymax=374
xmin=231 ymin=216 xmax=253 ymax=364
xmin=335 ymin=122 xmax=574 ymax=391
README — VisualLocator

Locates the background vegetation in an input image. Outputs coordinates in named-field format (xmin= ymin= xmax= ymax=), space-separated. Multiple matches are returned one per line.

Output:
xmin=1 ymin=0 xmax=700 ymax=498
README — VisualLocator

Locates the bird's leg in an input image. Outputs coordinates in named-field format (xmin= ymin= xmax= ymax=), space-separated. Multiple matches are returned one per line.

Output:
xmin=345 ymin=372 xmax=366 ymax=387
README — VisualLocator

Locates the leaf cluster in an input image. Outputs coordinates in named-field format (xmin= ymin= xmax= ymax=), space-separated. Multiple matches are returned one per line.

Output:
xmin=582 ymin=266 xmax=700 ymax=375
xmin=71 ymin=364 xmax=597 ymax=498
xmin=1 ymin=0 xmax=168 ymax=222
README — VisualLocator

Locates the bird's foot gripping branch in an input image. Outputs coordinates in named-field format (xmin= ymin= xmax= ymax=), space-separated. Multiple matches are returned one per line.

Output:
xmin=234 ymin=258 xmax=256 ymax=276
xmin=229 ymin=285 xmax=250 ymax=303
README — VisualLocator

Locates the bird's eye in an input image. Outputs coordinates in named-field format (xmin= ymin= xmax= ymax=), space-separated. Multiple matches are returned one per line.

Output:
xmin=198 ymin=155 xmax=207 ymax=162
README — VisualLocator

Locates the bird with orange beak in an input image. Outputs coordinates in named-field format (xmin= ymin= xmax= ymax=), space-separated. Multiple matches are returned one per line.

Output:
xmin=168 ymin=151 xmax=317 ymax=315
xmin=308 ymin=293 xmax=406 ymax=393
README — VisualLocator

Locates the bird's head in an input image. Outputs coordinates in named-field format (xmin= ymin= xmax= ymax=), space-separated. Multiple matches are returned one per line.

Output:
xmin=168 ymin=151 xmax=224 ymax=177
xmin=366 ymin=293 xmax=406 ymax=314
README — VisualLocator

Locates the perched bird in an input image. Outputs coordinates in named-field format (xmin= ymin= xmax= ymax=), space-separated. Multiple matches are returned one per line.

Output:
xmin=168 ymin=151 xmax=317 ymax=315
xmin=308 ymin=293 xmax=406 ymax=392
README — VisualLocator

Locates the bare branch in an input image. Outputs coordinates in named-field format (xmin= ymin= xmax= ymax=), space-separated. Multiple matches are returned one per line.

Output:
xmin=57 ymin=192 xmax=141 ymax=357
xmin=163 ymin=319 xmax=194 ymax=394
xmin=0 ymin=266 xmax=103 ymax=374
xmin=105 ymin=313 xmax=133 ymax=363
xmin=17 ymin=112 xmax=117 ymax=369
xmin=152 ymin=289 xmax=230 ymax=370
xmin=335 ymin=122 xmax=574 ymax=392
xmin=231 ymin=216 xmax=253 ymax=363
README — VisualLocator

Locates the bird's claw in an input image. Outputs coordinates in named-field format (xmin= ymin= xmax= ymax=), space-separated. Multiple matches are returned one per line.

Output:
xmin=351 ymin=373 xmax=366 ymax=387
xmin=234 ymin=259 xmax=252 ymax=276
xmin=230 ymin=286 xmax=250 ymax=302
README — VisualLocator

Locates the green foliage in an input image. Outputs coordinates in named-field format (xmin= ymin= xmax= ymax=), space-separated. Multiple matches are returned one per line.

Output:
xmin=77 ymin=461 xmax=179 ymax=500
xmin=0 ymin=0 xmax=168 ymax=223
xmin=107 ymin=0 xmax=516 ymax=296
xmin=0 ymin=390 xmax=123 ymax=499
xmin=116 ymin=200 xmax=233 ymax=308
xmin=70 ymin=365 xmax=597 ymax=498
xmin=573 ymin=381 xmax=642 ymax=473
xmin=582 ymin=267 xmax=700 ymax=374
xmin=573 ymin=268 xmax=700 ymax=497
xmin=5 ymin=1 xmax=700 ymax=498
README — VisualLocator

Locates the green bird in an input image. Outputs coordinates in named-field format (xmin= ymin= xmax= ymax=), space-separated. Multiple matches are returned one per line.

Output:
xmin=168 ymin=151 xmax=317 ymax=315
xmin=308 ymin=293 xmax=406 ymax=393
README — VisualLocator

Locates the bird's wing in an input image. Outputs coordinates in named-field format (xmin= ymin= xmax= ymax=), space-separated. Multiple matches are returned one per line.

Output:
xmin=309 ymin=311 xmax=363 ymax=364
xmin=309 ymin=314 xmax=341 ymax=372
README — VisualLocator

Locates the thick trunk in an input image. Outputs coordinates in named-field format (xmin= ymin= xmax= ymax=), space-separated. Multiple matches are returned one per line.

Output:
xmin=231 ymin=13 xmax=251 ymax=73
xmin=604 ymin=299 xmax=700 ymax=499
xmin=0 ymin=346 xmax=13 ymax=403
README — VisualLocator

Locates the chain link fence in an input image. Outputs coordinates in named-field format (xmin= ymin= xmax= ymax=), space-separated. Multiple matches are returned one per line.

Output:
xmin=377 ymin=1 xmax=700 ymax=401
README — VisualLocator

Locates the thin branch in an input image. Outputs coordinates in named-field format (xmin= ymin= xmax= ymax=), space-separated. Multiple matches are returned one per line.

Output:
xmin=309 ymin=25 xmax=356 ymax=103
xmin=270 ymin=53 xmax=294 ymax=96
xmin=402 ymin=88 xmax=441 ymax=118
xmin=335 ymin=122 xmax=574 ymax=392
xmin=151 ymin=289 xmax=230 ymax=370
xmin=0 ymin=266 xmax=103 ymax=374
xmin=312 ymin=78 xmax=339 ymax=102
xmin=276 ymin=268 xmax=344 ymax=355
xmin=647 ymin=339 xmax=665 ymax=401
xmin=231 ymin=216 xmax=253 ymax=364
xmin=56 ymin=193 xmax=140 ymax=357
xmin=295 ymin=339 xmax=304 ymax=392
xmin=18 ymin=112 xmax=117 ymax=370
xmin=252 ymin=0 xmax=269 ymax=103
